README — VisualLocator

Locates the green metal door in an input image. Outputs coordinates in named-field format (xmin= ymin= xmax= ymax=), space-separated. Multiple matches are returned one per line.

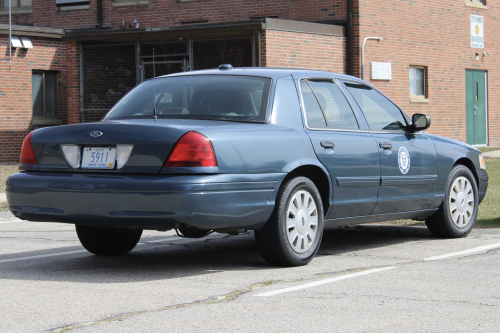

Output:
xmin=466 ymin=70 xmax=487 ymax=145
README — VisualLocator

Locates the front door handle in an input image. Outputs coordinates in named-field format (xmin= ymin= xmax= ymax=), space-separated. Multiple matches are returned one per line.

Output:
xmin=379 ymin=142 xmax=392 ymax=149
xmin=321 ymin=141 xmax=335 ymax=148
xmin=474 ymin=104 xmax=477 ymax=116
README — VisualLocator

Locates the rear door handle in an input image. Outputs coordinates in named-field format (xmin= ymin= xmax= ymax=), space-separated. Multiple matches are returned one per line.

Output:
xmin=379 ymin=142 xmax=392 ymax=149
xmin=321 ymin=141 xmax=335 ymax=148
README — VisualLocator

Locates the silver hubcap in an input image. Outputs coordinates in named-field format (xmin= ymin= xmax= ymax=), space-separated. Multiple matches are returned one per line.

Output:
xmin=449 ymin=176 xmax=475 ymax=228
xmin=286 ymin=190 xmax=318 ymax=253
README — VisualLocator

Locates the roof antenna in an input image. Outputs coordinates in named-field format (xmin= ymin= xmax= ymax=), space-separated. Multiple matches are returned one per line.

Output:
xmin=153 ymin=47 xmax=157 ymax=119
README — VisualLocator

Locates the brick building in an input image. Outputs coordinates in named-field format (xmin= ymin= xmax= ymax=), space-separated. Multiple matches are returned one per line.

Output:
xmin=0 ymin=0 xmax=496 ymax=163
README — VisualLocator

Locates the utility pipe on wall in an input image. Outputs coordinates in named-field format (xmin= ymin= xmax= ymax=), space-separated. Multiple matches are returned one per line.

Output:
xmin=361 ymin=36 xmax=383 ymax=80
xmin=8 ymin=0 xmax=11 ymax=70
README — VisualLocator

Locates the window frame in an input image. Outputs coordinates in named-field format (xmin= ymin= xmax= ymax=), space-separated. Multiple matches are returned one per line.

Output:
xmin=298 ymin=77 xmax=361 ymax=132
xmin=1 ymin=0 xmax=31 ymax=11
xmin=32 ymin=70 xmax=59 ymax=122
xmin=112 ymin=0 xmax=148 ymax=7
xmin=409 ymin=66 xmax=428 ymax=100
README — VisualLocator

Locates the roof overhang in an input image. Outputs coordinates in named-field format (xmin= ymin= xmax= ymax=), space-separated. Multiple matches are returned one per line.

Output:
xmin=0 ymin=24 xmax=65 ymax=39
xmin=62 ymin=18 xmax=345 ymax=42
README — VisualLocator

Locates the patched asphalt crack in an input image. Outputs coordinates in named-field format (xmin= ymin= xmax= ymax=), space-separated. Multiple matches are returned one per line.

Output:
xmin=47 ymin=264 xmax=399 ymax=332
xmin=47 ymin=280 xmax=276 ymax=333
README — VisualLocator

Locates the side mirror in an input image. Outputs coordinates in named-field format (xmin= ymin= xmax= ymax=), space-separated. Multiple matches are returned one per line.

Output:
xmin=411 ymin=113 xmax=431 ymax=131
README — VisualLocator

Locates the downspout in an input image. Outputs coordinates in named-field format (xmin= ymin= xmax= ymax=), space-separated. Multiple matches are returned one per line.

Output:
xmin=79 ymin=42 xmax=84 ymax=123
xmin=96 ymin=0 xmax=103 ymax=27
xmin=346 ymin=0 xmax=353 ymax=76
xmin=8 ymin=0 xmax=11 ymax=70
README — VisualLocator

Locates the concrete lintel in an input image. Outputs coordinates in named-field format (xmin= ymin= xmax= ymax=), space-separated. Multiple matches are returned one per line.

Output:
xmin=264 ymin=18 xmax=345 ymax=37
xmin=0 ymin=24 xmax=65 ymax=39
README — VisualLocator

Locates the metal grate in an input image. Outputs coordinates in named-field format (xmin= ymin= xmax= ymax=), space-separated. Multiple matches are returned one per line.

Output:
xmin=81 ymin=42 xmax=136 ymax=122
xmin=80 ymin=37 xmax=254 ymax=122
xmin=193 ymin=37 xmax=253 ymax=70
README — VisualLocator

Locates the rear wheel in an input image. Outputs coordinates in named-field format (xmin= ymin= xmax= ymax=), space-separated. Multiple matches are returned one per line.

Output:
xmin=75 ymin=225 xmax=143 ymax=255
xmin=255 ymin=176 xmax=324 ymax=267
xmin=425 ymin=165 xmax=478 ymax=238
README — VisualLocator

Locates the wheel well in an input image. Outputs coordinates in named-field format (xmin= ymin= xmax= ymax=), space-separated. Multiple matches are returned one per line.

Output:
xmin=454 ymin=158 xmax=479 ymax=184
xmin=283 ymin=165 xmax=330 ymax=217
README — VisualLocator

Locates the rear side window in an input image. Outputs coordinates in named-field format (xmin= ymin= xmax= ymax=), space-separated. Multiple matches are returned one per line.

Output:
xmin=343 ymin=81 xmax=408 ymax=131
xmin=106 ymin=75 xmax=271 ymax=122
xmin=300 ymin=81 xmax=327 ymax=128
xmin=307 ymin=80 xmax=359 ymax=129
xmin=300 ymin=79 xmax=359 ymax=129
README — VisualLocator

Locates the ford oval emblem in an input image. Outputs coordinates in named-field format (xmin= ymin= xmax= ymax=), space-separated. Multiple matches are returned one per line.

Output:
xmin=90 ymin=131 xmax=103 ymax=138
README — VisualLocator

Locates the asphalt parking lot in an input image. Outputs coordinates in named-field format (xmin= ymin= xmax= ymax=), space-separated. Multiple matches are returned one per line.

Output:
xmin=1 ymin=216 xmax=499 ymax=333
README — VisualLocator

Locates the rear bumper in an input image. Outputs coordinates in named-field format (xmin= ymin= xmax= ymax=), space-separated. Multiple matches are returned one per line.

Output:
xmin=6 ymin=172 xmax=285 ymax=230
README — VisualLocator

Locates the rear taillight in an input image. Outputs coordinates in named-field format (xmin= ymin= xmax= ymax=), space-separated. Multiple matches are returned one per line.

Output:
xmin=20 ymin=131 xmax=38 ymax=165
xmin=165 ymin=131 xmax=217 ymax=167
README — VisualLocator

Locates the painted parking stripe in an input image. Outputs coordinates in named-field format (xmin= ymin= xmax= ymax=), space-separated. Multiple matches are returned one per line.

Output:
xmin=0 ymin=235 xmax=221 ymax=264
xmin=255 ymin=267 xmax=396 ymax=297
xmin=0 ymin=220 xmax=24 ymax=224
xmin=0 ymin=250 xmax=88 ymax=264
xmin=423 ymin=242 xmax=500 ymax=261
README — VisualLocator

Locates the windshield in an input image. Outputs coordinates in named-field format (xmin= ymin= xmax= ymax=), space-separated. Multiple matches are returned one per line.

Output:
xmin=105 ymin=75 xmax=272 ymax=122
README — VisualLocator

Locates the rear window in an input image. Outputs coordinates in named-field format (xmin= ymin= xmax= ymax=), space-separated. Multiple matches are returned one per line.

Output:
xmin=105 ymin=75 xmax=271 ymax=122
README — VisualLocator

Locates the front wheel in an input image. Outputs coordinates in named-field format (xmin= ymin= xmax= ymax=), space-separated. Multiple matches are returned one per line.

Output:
xmin=425 ymin=165 xmax=478 ymax=238
xmin=255 ymin=176 xmax=324 ymax=267
xmin=76 ymin=225 xmax=143 ymax=255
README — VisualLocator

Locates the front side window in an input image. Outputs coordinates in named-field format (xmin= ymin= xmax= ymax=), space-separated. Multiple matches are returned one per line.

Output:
xmin=343 ymin=81 xmax=407 ymax=131
xmin=1 ymin=0 xmax=31 ymax=10
xmin=410 ymin=66 xmax=426 ymax=97
xmin=32 ymin=71 xmax=58 ymax=119
xmin=106 ymin=75 xmax=271 ymax=122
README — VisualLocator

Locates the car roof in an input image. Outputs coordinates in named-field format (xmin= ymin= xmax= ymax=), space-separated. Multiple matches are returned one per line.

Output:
xmin=159 ymin=67 xmax=363 ymax=82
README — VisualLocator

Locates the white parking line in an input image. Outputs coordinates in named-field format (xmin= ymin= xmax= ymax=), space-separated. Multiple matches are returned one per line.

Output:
xmin=0 ymin=236 xmax=181 ymax=264
xmin=255 ymin=267 xmax=396 ymax=297
xmin=0 ymin=250 xmax=88 ymax=264
xmin=423 ymin=242 xmax=500 ymax=261
xmin=0 ymin=220 xmax=24 ymax=224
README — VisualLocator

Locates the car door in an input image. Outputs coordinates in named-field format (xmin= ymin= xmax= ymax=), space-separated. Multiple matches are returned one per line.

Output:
xmin=341 ymin=80 xmax=438 ymax=215
xmin=299 ymin=78 xmax=380 ymax=219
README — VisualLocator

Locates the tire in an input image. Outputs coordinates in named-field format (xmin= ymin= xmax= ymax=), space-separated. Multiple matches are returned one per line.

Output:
xmin=425 ymin=165 xmax=478 ymax=238
xmin=255 ymin=176 xmax=324 ymax=267
xmin=75 ymin=225 xmax=143 ymax=255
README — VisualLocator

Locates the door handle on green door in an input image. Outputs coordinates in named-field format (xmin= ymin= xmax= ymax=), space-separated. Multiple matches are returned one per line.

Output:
xmin=474 ymin=104 xmax=477 ymax=116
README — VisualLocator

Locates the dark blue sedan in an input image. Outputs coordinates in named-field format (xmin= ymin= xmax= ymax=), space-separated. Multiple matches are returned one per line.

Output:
xmin=6 ymin=67 xmax=489 ymax=266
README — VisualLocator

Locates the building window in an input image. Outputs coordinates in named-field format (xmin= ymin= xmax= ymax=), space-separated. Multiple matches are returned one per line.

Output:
xmin=1 ymin=0 xmax=31 ymax=10
xmin=32 ymin=71 xmax=58 ymax=120
xmin=410 ymin=66 xmax=426 ymax=97
xmin=465 ymin=0 xmax=486 ymax=9
xmin=112 ymin=0 xmax=148 ymax=6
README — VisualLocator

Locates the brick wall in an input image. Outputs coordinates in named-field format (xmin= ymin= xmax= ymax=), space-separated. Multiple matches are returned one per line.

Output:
xmin=0 ymin=0 xmax=347 ymax=30
xmin=262 ymin=30 xmax=346 ymax=73
xmin=353 ymin=0 xmax=499 ymax=146
xmin=0 ymin=36 xmax=76 ymax=163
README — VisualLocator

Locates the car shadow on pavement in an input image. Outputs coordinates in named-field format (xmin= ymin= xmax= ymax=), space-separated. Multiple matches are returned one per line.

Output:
xmin=0 ymin=225 xmax=434 ymax=283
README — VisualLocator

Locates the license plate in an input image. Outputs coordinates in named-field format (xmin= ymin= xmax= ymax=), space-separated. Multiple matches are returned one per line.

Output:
xmin=82 ymin=147 xmax=117 ymax=169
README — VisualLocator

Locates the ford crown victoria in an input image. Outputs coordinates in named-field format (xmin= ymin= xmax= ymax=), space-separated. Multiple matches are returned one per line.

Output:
xmin=6 ymin=67 xmax=488 ymax=266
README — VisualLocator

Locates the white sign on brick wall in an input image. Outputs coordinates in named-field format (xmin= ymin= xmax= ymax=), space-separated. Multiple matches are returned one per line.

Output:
xmin=471 ymin=14 xmax=484 ymax=49
xmin=371 ymin=62 xmax=392 ymax=80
